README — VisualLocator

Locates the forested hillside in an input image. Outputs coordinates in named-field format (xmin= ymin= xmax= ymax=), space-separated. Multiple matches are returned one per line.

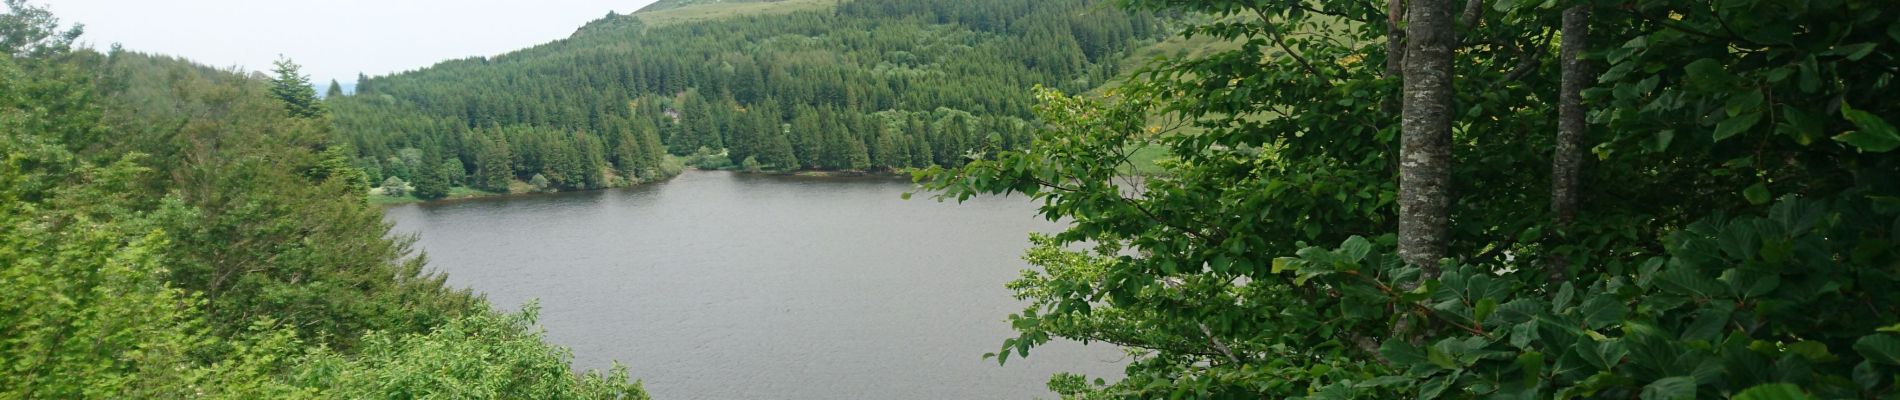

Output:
xmin=328 ymin=0 xmax=1165 ymax=199
xmin=1 ymin=2 xmax=645 ymax=397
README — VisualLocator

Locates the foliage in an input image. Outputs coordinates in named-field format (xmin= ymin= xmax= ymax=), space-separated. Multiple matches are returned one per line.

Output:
xmin=1 ymin=3 xmax=648 ymax=397
xmin=380 ymin=175 xmax=410 ymax=197
xmin=921 ymin=0 xmax=1900 ymax=398
xmin=289 ymin=304 xmax=649 ymax=400
xmin=326 ymin=0 xmax=1161 ymax=195
xmin=268 ymin=57 xmax=323 ymax=119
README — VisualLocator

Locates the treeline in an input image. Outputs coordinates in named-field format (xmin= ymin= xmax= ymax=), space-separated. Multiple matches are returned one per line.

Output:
xmin=328 ymin=0 xmax=1164 ymax=197
xmin=0 ymin=2 xmax=645 ymax=397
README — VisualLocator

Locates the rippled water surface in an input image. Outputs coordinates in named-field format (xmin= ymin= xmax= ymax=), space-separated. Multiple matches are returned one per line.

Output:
xmin=383 ymin=170 xmax=1123 ymax=399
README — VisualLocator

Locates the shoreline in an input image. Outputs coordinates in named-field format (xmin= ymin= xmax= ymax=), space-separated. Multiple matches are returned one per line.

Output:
xmin=372 ymin=168 xmax=914 ymax=206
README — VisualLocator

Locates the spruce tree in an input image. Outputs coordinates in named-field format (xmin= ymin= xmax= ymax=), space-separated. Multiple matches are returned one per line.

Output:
xmin=268 ymin=56 xmax=324 ymax=118
xmin=411 ymin=157 xmax=449 ymax=199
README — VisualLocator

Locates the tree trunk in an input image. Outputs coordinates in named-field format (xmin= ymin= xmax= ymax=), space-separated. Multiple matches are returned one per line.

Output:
xmin=1399 ymin=0 xmax=1455 ymax=273
xmin=1549 ymin=5 xmax=1589 ymax=282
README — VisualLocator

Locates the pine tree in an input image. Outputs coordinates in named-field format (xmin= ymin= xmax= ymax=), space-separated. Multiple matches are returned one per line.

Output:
xmin=353 ymin=73 xmax=374 ymax=95
xmin=411 ymin=157 xmax=450 ymax=199
xmin=325 ymin=79 xmax=344 ymax=98
xmin=268 ymin=56 xmax=324 ymax=118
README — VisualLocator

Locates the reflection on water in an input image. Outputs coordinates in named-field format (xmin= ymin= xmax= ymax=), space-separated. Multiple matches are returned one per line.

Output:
xmin=383 ymin=170 xmax=1123 ymax=400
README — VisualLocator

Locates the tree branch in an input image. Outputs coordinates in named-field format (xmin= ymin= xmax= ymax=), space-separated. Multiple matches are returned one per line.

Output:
xmin=1253 ymin=8 xmax=1334 ymax=89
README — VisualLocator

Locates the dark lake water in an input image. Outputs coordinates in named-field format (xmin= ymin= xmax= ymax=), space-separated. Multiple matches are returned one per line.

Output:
xmin=382 ymin=170 xmax=1124 ymax=399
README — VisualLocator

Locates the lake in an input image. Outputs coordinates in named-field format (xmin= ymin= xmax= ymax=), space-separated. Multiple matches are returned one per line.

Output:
xmin=382 ymin=170 xmax=1125 ymax=399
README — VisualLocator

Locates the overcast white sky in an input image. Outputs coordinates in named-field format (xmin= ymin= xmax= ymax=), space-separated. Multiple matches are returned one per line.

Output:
xmin=44 ymin=0 xmax=660 ymax=85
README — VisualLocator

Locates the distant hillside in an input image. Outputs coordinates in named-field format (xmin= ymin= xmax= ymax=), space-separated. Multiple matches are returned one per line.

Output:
xmin=629 ymin=0 xmax=834 ymax=27
xmin=329 ymin=0 xmax=1167 ymax=196
xmin=635 ymin=0 xmax=790 ymax=13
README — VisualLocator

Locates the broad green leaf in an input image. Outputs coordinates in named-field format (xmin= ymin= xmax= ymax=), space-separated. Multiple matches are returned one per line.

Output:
xmin=1854 ymin=361 xmax=1882 ymax=391
xmin=1786 ymin=341 xmax=1836 ymax=363
xmin=1684 ymin=59 xmax=1734 ymax=90
xmin=1352 ymin=376 xmax=1410 ymax=388
xmin=1418 ymin=375 xmax=1451 ymax=400
xmin=1271 ymin=257 xmax=1296 ymax=273
xmin=1474 ymin=298 xmax=1499 ymax=324
xmin=1516 ymin=351 xmax=1545 ymax=385
xmin=1643 ymin=129 xmax=1676 ymax=152
xmin=1824 ymin=42 xmax=1878 ymax=61
xmin=1778 ymin=105 xmax=1822 ymax=145
xmin=1732 ymin=383 xmax=1811 ymax=400
xmin=1854 ymin=334 xmax=1900 ymax=365
xmin=1743 ymin=183 xmax=1771 ymax=205
xmin=1381 ymin=340 xmax=1428 ymax=366
xmin=1837 ymin=103 xmax=1900 ymax=152
xmin=1715 ymin=111 xmax=1761 ymax=142
xmin=1580 ymin=296 xmax=1625 ymax=329
xmin=1640 ymin=376 xmax=1696 ymax=400
xmin=1578 ymin=339 xmax=1628 ymax=370
xmin=1339 ymin=236 xmax=1371 ymax=262
xmin=1552 ymin=282 xmax=1576 ymax=311
xmin=1680 ymin=307 xmax=1729 ymax=342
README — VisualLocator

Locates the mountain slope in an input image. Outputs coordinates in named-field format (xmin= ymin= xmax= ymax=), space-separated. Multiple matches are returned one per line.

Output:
xmin=628 ymin=0 xmax=834 ymax=26
xmin=329 ymin=0 xmax=1165 ymax=196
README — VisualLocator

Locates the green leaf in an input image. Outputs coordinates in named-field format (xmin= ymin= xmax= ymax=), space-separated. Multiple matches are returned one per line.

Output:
xmin=1643 ymin=129 xmax=1676 ymax=152
xmin=1824 ymin=42 xmax=1878 ymax=61
xmin=1552 ymin=282 xmax=1576 ymax=311
xmin=1418 ymin=376 xmax=1451 ymax=400
xmin=1837 ymin=103 xmax=1900 ymax=152
xmin=1778 ymin=106 xmax=1822 ymax=145
xmin=1655 ymin=266 xmax=1727 ymax=299
xmin=1854 ymin=361 xmax=1883 ymax=391
xmin=1726 ymin=90 xmax=1764 ymax=116
xmin=1640 ymin=376 xmax=1696 ymax=400
xmin=1580 ymin=296 xmax=1625 ymax=329
xmin=1715 ymin=111 xmax=1762 ymax=142
xmin=1854 ymin=334 xmax=1900 ymax=365
xmin=1381 ymin=340 xmax=1428 ymax=366
xmin=1474 ymin=298 xmax=1499 ymax=324
xmin=1684 ymin=59 xmax=1735 ymax=90
xmin=1339 ymin=236 xmax=1371 ymax=262
xmin=1743 ymin=183 xmax=1771 ymax=205
xmin=1732 ymin=383 xmax=1811 ymax=400
xmin=1578 ymin=339 xmax=1628 ymax=370
xmin=1428 ymin=345 xmax=1457 ymax=369
xmin=1680 ymin=307 xmax=1730 ymax=342
xmin=1271 ymin=257 xmax=1296 ymax=273
xmin=1352 ymin=376 xmax=1410 ymax=388
xmin=1516 ymin=351 xmax=1545 ymax=385
xmin=1786 ymin=341 xmax=1836 ymax=363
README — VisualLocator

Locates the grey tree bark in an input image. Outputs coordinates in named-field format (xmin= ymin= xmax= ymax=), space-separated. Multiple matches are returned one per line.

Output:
xmin=1549 ymin=5 xmax=1590 ymax=281
xmin=1399 ymin=0 xmax=1455 ymax=273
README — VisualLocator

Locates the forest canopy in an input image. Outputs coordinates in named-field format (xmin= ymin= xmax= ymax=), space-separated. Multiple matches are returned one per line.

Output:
xmin=326 ymin=0 xmax=1166 ymax=199
xmin=0 ymin=1 xmax=645 ymax=397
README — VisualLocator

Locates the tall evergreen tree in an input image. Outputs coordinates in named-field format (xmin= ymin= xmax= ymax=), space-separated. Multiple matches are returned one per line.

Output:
xmin=325 ymin=79 xmax=344 ymax=98
xmin=411 ymin=156 xmax=449 ymax=199
xmin=268 ymin=56 xmax=324 ymax=118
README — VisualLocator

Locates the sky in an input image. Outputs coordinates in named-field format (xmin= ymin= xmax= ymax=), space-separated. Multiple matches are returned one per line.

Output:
xmin=43 ymin=0 xmax=661 ymax=85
